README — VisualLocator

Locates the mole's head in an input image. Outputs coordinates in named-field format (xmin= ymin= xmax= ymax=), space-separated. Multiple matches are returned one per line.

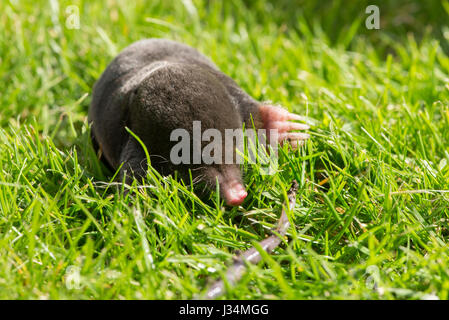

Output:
xmin=139 ymin=62 xmax=248 ymax=205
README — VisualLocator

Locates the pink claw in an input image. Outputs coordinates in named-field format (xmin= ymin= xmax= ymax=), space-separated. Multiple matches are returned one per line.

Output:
xmin=259 ymin=105 xmax=310 ymax=147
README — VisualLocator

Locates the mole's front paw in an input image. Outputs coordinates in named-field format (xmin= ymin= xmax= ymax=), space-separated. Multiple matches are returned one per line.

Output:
xmin=259 ymin=105 xmax=310 ymax=149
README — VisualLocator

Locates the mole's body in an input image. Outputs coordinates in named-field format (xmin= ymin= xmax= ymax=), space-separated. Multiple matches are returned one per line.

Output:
xmin=89 ymin=39 xmax=309 ymax=205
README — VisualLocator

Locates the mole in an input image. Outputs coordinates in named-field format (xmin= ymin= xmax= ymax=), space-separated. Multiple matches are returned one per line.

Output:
xmin=88 ymin=39 xmax=309 ymax=206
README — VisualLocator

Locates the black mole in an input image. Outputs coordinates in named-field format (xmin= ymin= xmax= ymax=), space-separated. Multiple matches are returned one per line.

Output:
xmin=89 ymin=39 xmax=309 ymax=205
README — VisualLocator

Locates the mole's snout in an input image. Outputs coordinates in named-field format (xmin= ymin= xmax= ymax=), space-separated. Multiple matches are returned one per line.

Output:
xmin=222 ymin=181 xmax=247 ymax=206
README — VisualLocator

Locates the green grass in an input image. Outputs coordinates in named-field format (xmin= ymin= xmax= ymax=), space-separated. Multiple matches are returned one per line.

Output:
xmin=1 ymin=0 xmax=449 ymax=299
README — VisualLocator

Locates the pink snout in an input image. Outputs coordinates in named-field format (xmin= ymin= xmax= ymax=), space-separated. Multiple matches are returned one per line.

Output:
xmin=223 ymin=182 xmax=247 ymax=206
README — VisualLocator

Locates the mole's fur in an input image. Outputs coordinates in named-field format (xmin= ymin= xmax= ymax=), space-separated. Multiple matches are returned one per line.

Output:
xmin=89 ymin=39 xmax=309 ymax=205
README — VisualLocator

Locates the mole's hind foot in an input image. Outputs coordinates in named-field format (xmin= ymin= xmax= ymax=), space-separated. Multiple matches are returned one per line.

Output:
xmin=259 ymin=105 xmax=310 ymax=149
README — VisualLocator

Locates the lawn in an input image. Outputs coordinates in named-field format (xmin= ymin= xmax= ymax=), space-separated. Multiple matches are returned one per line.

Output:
xmin=1 ymin=0 xmax=449 ymax=299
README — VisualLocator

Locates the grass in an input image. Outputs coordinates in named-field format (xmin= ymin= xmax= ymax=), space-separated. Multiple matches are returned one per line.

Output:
xmin=1 ymin=0 xmax=449 ymax=299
